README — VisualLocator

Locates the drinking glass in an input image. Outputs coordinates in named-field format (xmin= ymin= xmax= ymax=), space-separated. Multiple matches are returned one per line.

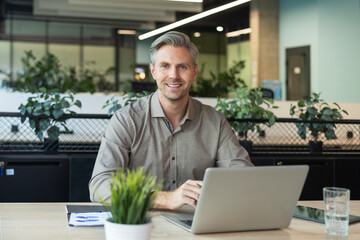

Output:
xmin=323 ymin=187 xmax=350 ymax=237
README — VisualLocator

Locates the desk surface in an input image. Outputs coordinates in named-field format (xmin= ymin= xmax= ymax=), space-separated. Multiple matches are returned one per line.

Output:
xmin=1 ymin=201 xmax=360 ymax=239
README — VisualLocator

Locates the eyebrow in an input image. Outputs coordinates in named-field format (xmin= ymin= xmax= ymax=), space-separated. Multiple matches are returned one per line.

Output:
xmin=157 ymin=61 xmax=191 ymax=67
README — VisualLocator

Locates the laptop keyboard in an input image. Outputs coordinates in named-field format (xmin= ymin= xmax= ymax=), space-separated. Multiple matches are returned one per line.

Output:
xmin=180 ymin=220 xmax=193 ymax=226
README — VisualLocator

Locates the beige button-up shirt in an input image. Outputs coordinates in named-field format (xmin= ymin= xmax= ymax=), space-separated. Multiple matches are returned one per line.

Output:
xmin=89 ymin=91 xmax=252 ymax=202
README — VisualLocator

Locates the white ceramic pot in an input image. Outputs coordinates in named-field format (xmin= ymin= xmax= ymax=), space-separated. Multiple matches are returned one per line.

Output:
xmin=104 ymin=219 xmax=152 ymax=240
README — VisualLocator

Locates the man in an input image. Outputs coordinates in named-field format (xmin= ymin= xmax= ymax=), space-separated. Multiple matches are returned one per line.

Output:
xmin=89 ymin=31 xmax=252 ymax=210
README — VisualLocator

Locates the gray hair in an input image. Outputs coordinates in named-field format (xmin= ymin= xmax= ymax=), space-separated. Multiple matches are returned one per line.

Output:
xmin=149 ymin=31 xmax=199 ymax=68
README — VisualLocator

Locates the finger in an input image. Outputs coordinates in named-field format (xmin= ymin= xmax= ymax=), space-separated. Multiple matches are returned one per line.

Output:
xmin=179 ymin=181 xmax=202 ymax=202
xmin=183 ymin=197 xmax=197 ymax=209
xmin=182 ymin=188 xmax=200 ymax=202
xmin=194 ymin=180 xmax=203 ymax=185
xmin=184 ymin=181 xmax=202 ymax=192
xmin=188 ymin=181 xmax=202 ymax=188
xmin=187 ymin=180 xmax=203 ymax=187
xmin=172 ymin=189 xmax=196 ymax=209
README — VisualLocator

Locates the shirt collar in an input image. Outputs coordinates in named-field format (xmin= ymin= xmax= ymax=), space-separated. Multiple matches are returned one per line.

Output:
xmin=150 ymin=90 xmax=195 ymax=121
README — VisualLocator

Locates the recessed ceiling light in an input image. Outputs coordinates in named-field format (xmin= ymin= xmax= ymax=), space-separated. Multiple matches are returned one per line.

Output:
xmin=194 ymin=32 xmax=201 ymax=37
xmin=216 ymin=26 xmax=224 ymax=32
xmin=138 ymin=0 xmax=251 ymax=40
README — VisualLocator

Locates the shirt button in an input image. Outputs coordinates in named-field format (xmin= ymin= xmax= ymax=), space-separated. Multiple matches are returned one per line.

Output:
xmin=172 ymin=157 xmax=175 ymax=160
xmin=172 ymin=180 xmax=176 ymax=184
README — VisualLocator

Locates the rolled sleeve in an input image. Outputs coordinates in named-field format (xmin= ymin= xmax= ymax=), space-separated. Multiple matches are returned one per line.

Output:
xmin=89 ymin=111 xmax=133 ymax=203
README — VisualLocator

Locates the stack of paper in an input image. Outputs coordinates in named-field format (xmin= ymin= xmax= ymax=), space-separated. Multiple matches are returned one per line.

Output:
xmin=66 ymin=205 xmax=111 ymax=227
xmin=68 ymin=212 xmax=111 ymax=227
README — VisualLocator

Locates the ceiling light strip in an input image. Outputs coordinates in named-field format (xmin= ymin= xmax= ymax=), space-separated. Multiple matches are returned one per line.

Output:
xmin=138 ymin=0 xmax=251 ymax=40
xmin=226 ymin=28 xmax=252 ymax=37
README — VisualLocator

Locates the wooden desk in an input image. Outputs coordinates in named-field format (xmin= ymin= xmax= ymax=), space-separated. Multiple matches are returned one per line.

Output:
xmin=1 ymin=201 xmax=360 ymax=239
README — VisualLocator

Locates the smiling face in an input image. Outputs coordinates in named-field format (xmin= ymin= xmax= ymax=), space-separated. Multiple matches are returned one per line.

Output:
xmin=150 ymin=45 xmax=198 ymax=104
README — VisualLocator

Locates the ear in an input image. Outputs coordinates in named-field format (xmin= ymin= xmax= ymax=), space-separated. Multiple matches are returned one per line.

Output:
xmin=150 ymin=63 xmax=156 ymax=80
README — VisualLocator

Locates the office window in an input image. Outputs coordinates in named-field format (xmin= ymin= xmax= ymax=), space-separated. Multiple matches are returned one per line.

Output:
xmin=49 ymin=22 xmax=80 ymax=42
xmin=6 ymin=19 xmax=46 ymax=38
xmin=119 ymin=47 xmax=135 ymax=91
xmin=13 ymin=41 xmax=46 ymax=72
xmin=227 ymin=40 xmax=251 ymax=87
xmin=0 ymin=17 xmax=137 ymax=92
xmin=84 ymin=45 xmax=115 ymax=87
xmin=48 ymin=43 xmax=80 ymax=68
xmin=84 ymin=25 xmax=113 ymax=43
xmin=191 ymin=31 xmax=226 ymax=79
xmin=0 ymin=40 xmax=10 ymax=85
xmin=0 ymin=40 xmax=10 ymax=71
xmin=197 ymin=53 xmax=226 ymax=79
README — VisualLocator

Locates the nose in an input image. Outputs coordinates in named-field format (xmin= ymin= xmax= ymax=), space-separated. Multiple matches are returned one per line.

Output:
xmin=168 ymin=67 xmax=178 ymax=79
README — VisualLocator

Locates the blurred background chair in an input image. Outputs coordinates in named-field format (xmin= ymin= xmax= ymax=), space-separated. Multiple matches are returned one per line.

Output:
xmin=250 ymin=88 xmax=274 ymax=99
xmin=261 ymin=88 xmax=274 ymax=99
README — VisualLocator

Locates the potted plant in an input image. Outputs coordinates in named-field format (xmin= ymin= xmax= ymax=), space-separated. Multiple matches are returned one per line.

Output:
xmin=72 ymin=61 xmax=115 ymax=93
xmin=1 ymin=50 xmax=115 ymax=94
xmin=18 ymin=87 xmax=81 ymax=151
xmin=215 ymin=86 xmax=277 ymax=154
xmin=1 ymin=50 xmax=66 ymax=93
xmin=101 ymin=167 xmax=162 ymax=240
xmin=191 ymin=60 xmax=246 ymax=97
xmin=289 ymin=92 xmax=348 ymax=153
xmin=102 ymin=90 xmax=150 ymax=116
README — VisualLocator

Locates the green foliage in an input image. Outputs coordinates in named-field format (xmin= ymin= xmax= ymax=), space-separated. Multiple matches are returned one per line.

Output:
xmin=290 ymin=92 xmax=348 ymax=141
xmin=215 ymin=87 xmax=278 ymax=140
xmin=1 ymin=50 xmax=115 ymax=93
xmin=191 ymin=61 xmax=246 ymax=97
xmin=18 ymin=87 xmax=82 ymax=141
xmin=74 ymin=62 xmax=116 ymax=93
xmin=103 ymin=90 xmax=150 ymax=116
xmin=1 ymin=51 xmax=65 ymax=93
xmin=102 ymin=167 xmax=162 ymax=225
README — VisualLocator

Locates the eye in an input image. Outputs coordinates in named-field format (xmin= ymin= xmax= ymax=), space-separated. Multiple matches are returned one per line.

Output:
xmin=179 ymin=65 xmax=187 ymax=70
xmin=160 ymin=64 xmax=168 ymax=69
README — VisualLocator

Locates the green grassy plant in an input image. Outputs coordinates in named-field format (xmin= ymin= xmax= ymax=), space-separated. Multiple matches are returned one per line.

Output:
xmin=103 ymin=167 xmax=162 ymax=224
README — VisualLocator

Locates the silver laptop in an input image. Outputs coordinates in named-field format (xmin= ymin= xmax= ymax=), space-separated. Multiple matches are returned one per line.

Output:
xmin=161 ymin=165 xmax=309 ymax=234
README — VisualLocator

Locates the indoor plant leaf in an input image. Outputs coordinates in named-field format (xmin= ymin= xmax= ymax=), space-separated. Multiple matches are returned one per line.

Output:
xmin=215 ymin=86 xmax=277 ymax=141
xmin=289 ymin=92 xmax=348 ymax=142
xmin=47 ymin=125 xmax=60 ymax=141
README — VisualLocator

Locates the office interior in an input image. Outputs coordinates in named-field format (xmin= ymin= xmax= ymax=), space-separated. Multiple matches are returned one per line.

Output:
xmin=0 ymin=0 xmax=360 ymax=203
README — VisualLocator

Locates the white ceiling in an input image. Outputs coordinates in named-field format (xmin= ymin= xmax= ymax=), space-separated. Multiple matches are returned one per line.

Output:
xmin=33 ymin=0 xmax=203 ymax=30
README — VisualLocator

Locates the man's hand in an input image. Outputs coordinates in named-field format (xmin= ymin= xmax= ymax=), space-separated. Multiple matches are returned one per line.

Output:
xmin=153 ymin=180 xmax=203 ymax=210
